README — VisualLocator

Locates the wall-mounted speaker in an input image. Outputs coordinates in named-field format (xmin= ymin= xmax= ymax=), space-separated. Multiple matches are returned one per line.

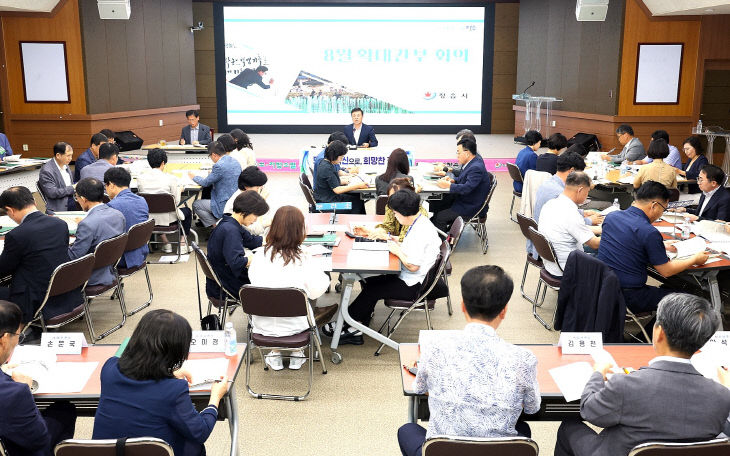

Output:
xmin=575 ymin=0 xmax=609 ymax=21
xmin=97 ymin=0 xmax=130 ymax=20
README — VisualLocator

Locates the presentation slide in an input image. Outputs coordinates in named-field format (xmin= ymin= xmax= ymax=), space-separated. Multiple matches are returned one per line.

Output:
xmin=221 ymin=6 xmax=486 ymax=126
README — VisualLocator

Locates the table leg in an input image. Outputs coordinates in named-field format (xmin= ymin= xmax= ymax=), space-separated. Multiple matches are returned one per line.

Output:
xmin=226 ymin=387 xmax=239 ymax=456
xmin=339 ymin=279 xmax=400 ymax=353
xmin=408 ymin=396 xmax=416 ymax=423
xmin=329 ymin=274 xmax=356 ymax=360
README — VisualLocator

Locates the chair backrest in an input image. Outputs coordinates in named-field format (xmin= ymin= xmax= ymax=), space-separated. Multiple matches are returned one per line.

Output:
xmin=92 ymin=232 xmax=129 ymax=269
xmin=47 ymin=253 xmax=96 ymax=298
xmin=139 ymin=193 xmax=177 ymax=214
xmin=190 ymin=242 xmax=235 ymax=300
xmin=298 ymin=175 xmax=317 ymax=209
xmin=507 ymin=162 xmax=524 ymax=184
xmin=55 ymin=437 xmax=174 ymax=456
xmin=528 ymin=226 xmax=560 ymax=267
xmin=36 ymin=181 xmax=48 ymax=206
xmin=628 ymin=438 xmax=730 ymax=456
xmin=447 ymin=216 xmax=465 ymax=249
xmin=423 ymin=435 xmax=539 ymax=456
xmin=668 ymin=188 xmax=680 ymax=202
xmin=239 ymin=285 xmax=309 ymax=318
xmin=301 ymin=172 xmax=313 ymax=191
xmin=516 ymin=212 xmax=538 ymax=241
xmin=375 ymin=195 xmax=389 ymax=215
xmin=125 ymin=219 xmax=155 ymax=252
xmin=416 ymin=240 xmax=451 ymax=299
xmin=469 ymin=172 xmax=497 ymax=221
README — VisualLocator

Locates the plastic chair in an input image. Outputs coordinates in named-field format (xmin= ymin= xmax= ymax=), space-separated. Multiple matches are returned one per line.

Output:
xmin=465 ymin=171 xmax=497 ymax=254
xmin=84 ymin=233 xmax=129 ymax=342
xmin=299 ymin=174 xmax=318 ymax=213
xmin=191 ymin=242 xmax=240 ymax=327
xmin=527 ymin=226 xmax=562 ymax=330
xmin=507 ymin=162 xmax=524 ymax=222
xmin=628 ymin=438 xmax=730 ymax=456
xmin=55 ymin=437 xmax=174 ymax=456
xmin=374 ymin=240 xmax=451 ymax=355
xmin=22 ymin=253 xmax=96 ymax=336
xmin=441 ymin=216 xmax=465 ymax=316
xmin=375 ymin=195 xmax=389 ymax=215
xmin=516 ymin=213 xmax=544 ymax=306
xmin=118 ymin=219 xmax=155 ymax=316
xmin=140 ymin=193 xmax=192 ymax=264
xmin=239 ymin=285 xmax=328 ymax=401
xmin=423 ymin=435 xmax=539 ymax=456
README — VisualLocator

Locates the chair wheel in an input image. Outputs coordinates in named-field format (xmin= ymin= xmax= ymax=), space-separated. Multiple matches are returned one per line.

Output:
xmin=331 ymin=352 xmax=342 ymax=364
xmin=335 ymin=283 xmax=342 ymax=293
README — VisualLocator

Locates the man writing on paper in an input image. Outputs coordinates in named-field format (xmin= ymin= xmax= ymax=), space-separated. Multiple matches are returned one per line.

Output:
xmin=397 ymin=265 xmax=540 ymax=456
xmin=0 ymin=300 xmax=77 ymax=456
xmin=555 ymin=293 xmax=730 ymax=456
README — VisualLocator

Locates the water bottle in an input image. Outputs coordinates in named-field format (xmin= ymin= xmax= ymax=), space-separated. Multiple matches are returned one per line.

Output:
xmin=696 ymin=119 xmax=703 ymax=134
xmin=681 ymin=214 xmax=691 ymax=240
xmin=620 ymin=160 xmax=628 ymax=176
xmin=612 ymin=198 xmax=620 ymax=210
xmin=224 ymin=322 xmax=237 ymax=357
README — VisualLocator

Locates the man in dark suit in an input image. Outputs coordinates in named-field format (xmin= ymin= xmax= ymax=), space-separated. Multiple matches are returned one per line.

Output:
xmin=73 ymin=133 xmax=108 ymax=182
xmin=229 ymin=65 xmax=274 ymax=90
xmin=38 ymin=142 xmax=75 ymax=213
xmin=555 ymin=293 xmax=730 ymax=456
xmin=431 ymin=137 xmax=491 ymax=232
xmin=0 ymin=187 xmax=81 ymax=323
xmin=676 ymin=164 xmax=730 ymax=222
xmin=0 ymin=301 xmax=77 ymax=456
xmin=179 ymin=109 xmax=212 ymax=146
xmin=343 ymin=107 xmax=378 ymax=148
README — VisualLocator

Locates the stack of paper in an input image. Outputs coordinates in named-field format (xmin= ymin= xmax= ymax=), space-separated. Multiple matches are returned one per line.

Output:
xmin=600 ymin=206 xmax=620 ymax=216
xmin=549 ymin=362 xmax=595 ymax=402
xmin=9 ymin=346 xmax=97 ymax=394
xmin=670 ymin=236 xmax=707 ymax=259
xmin=347 ymin=250 xmax=390 ymax=268
xmin=352 ymin=240 xmax=389 ymax=251
xmin=182 ymin=358 xmax=229 ymax=391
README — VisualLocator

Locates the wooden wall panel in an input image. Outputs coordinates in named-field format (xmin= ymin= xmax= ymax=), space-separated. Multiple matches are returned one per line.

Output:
xmin=617 ymin=0 xmax=701 ymax=117
xmin=192 ymin=2 xmax=217 ymax=129
xmin=490 ymin=2 xmax=518 ymax=134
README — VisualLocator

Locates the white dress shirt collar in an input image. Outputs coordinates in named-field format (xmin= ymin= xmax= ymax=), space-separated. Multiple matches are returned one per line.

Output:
xmin=699 ymin=186 xmax=720 ymax=216
xmin=649 ymin=355 xmax=691 ymax=365
xmin=54 ymin=158 xmax=72 ymax=186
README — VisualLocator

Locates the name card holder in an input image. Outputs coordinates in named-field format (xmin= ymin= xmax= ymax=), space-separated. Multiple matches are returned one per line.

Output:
xmin=40 ymin=332 xmax=88 ymax=355
xmin=558 ymin=332 xmax=603 ymax=355
xmin=190 ymin=330 xmax=225 ymax=353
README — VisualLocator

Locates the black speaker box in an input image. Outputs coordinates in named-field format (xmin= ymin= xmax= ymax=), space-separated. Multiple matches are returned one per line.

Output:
xmin=115 ymin=130 xmax=144 ymax=152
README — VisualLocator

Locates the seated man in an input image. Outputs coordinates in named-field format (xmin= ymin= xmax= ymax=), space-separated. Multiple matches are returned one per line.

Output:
xmin=513 ymin=130 xmax=543 ymax=193
xmin=597 ymin=181 xmax=708 ymax=313
xmin=602 ymin=124 xmax=645 ymax=163
xmin=0 ymin=301 xmax=77 ymax=456
xmin=104 ymin=167 xmax=149 ymax=269
xmin=179 ymin=109 xmax=212 ymax=146
xmin=223 ymin=166 xmax=270 ymax=235
xmin=397 ymin=265 xmax=540 ymax=456
xmin=632 ymin=130 xmax=682 ymax=168
xmin=313 ymin=140 xmax=367 ymax=215
xmin=0 ymin=131 xmax=13 ymax=157
xmin=206 ymin=191 xmax=268 ymax=299
xmin=675 ymin=164 xmax=730 ymax=222
xmin=74 ymin=133 xmax=108 ymax=182
xmin=190 ymin=141 xmax=242 ymax=228
xmin=68 ymin=178 xmax=125 ymax=286
xmin=38 ymin=142 xmax=75 ymax=213
xmin=312 ymin=131 xmax=352 ymax=183
xmin=80 ymin=142 xmax=118 ymax=182
xmin=536 ymin=133 xmax=568 ymax=174
xmin=332 ymin=190 xmax=440 ymax=344
xmin=136 ymin=148 xmax=192 ymax=252
xmin=433 ymin=129 xmax=479 ymax=178
xmin=431 ymin=137 xmax=492 ymax=232
xmin=555 ymin=293 xmax=730 ymax=456
xmin=0 ymin=187 xmax=80 ymax=323
xmin=344 ymin=107 xmax=378 ymax=148
xmin=538 ymin=172 xmax=601 ymax=276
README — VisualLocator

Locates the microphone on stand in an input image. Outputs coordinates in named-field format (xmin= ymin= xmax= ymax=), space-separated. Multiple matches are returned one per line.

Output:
xmin=520 ymin=81 xmax=535 ymax=97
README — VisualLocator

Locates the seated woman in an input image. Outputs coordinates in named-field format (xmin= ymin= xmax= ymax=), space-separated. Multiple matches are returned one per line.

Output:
xmin=229 ymin=129 xmax=256 ymax=169
xmin=248 ymin=206 xmax=331 ymax=371
xmin=223 ymin=166 xmax=271 ymax=235
xmin=323 ymin=189 xmax=441 ymax=344
xmin=93 ymin=309 xmax=229 ymax=456
xmin=206 ymin=190 xmax=268 ymax=300
xmin=535 ymin=133 xmax=568 ymax=174
xmin=633 ymin=138 xmax=677 ymax=189
xmin=375 ymin=148 xmax=411 ymax=195
xmin=355 ymin=178 xmax=428 ymax=241
xmin=313 ymin=140 xmax=368 ymax=214
xmin=677 ymin=136 xmax=708 ymax=194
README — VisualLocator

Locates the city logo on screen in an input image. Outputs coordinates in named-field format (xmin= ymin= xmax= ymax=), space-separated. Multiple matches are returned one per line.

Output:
xmin=423 ymin=91 xmax=436 ymax=100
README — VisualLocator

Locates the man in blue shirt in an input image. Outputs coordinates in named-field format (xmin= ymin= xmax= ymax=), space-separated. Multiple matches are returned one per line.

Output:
xmin=104 ymin=167 xmax=149 ymax=269
xmin=513 ymin=130 xmax=543 ymax=193
xmin=631 ymin=130 xmax=682 ymax=169
xmin=597 ymin=181 xmax=708 ymax=313
xmin=74 ymin=133 xmax=108 ymax=182
xmin=190 ymin=141 xmax=241 ymax=227
xmin=0 ymin=132 xmax=13 ymax=157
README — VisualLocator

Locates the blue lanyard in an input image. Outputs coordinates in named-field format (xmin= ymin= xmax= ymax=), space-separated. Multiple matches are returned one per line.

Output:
xmin=404 ymin=214 xmax=421 ymax=239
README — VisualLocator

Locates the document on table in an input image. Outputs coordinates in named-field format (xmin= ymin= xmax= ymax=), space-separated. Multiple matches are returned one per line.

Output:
xmin=308 ymin=224 xmax=348 ymax=233
xmin=303 ymin=244 xmax=332 ymax=256
xmin=352 ymin=240 xmax=389 ymax=251
xmin=691 ymin=350 xmax=730 ymax=383
xmin=549 ymin=362 xmax=595 ymax=402
xmin=182 ymin=358 xmax=230 ymax=391
xmin=600 ymin=206 xmax=620 ymax=216
xmin=655 ymin=226 xmax=676 ymax=234
xmin=347 ymin=250 xmax=390 ymax=267
xmin=668 ymin=236 xmax=707 ymax=259
xmin=350 ymin=222 xmax=379 ymax=232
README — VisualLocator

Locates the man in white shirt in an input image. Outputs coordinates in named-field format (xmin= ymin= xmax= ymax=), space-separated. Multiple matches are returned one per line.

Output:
xmin=38 ymin=142 xmax=75 ymax=212
xmin=674 ymin=164 xmax=730 ymax=222
xmin=343 ymin=107 xmax=378 ymax=148
xmin=538 ymin=171 xmax=600 ymax=276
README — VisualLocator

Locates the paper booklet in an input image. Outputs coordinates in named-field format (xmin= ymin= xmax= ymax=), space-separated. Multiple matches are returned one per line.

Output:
xmin=669 ymin=236 xmax=707 ymax=259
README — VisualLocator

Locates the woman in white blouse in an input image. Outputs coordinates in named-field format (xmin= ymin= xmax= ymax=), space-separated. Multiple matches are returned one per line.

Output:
xmin=229 ymin=129 xmax=256 ymax=169
xmin=247 ymin=205 xmax=330 ymax=371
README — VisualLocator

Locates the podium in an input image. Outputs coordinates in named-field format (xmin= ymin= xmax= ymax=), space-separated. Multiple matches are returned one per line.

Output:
xmin=694 ymin=130 xmax=730 ymax=177
xmin=512 ymin=94 xmax=563 ymax=136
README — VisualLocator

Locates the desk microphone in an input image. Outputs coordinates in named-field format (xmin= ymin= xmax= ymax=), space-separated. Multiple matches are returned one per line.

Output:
xmin=521 ymin=81 xmax=535 ymax=96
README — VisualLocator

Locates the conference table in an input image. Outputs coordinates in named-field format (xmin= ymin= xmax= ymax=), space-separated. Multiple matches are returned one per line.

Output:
xmin=0 ymin=158 xmax=47 ymax=191
xmin=141 ymin=143 xmax=209 ymax=153
xmin=398 ymin=343 xmax=656 ymax=423
xmin=305 ymin=213 xmax=402 ymax=364
xmin=350 ymin=166 xmax=452 ymax=201
xmin=32 ymin=343 xmax=245 ymax=456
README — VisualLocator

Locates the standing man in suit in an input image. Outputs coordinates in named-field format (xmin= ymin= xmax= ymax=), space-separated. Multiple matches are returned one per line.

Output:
xmin=674 ymin=164 xmax=730 ymax=222
xmin=602 ymin=124 xmax=645 ymax=163
xmin=555 ymin=293 xmax=730 ymax=456
xmin=80 ymin=143 xmax=118 ymax=182
xmin=38 ymin=142 xmax=75 ymax=213
xmin=74 ymin=133 xmax=108 ymax=182
xmin=179 ymin=109 xmax=212 ymax=146
xmin=104 ymin=167 xmax=149 ymax=269
xmin=430 ymin=137 xmax=491 ymax=232
xmin=189 ymin=141 xmax=241 ymax=228
xmin=0 ymin=301 xmax=77 ymax=456
xmin=0 ymin=187 xmax=81 ymax=324
xmin=69 ymin=178 xmax=125 ymax=286
xmin=344 ymin=107 xmax=378 ymax=148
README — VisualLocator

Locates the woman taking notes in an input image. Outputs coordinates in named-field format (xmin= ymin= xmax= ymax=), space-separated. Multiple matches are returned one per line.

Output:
xmin=93 ymin=310 xmax=229 ymax=456
xmin=248 ymin=206 xmax=330 ymax=371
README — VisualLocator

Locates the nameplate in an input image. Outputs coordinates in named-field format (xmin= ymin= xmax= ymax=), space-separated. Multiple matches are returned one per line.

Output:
xmin=40 ymin=332 xmax=88 ymax=355
xmin=316 ymin=202 xmax=352 ymax=211
xmin=190 ymin=330 xmax=225 ymax=353
xmin=558 ymin=332 xmax=602 ymax=354
xmin=701 ymin=331 xmax=730 ymax=353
